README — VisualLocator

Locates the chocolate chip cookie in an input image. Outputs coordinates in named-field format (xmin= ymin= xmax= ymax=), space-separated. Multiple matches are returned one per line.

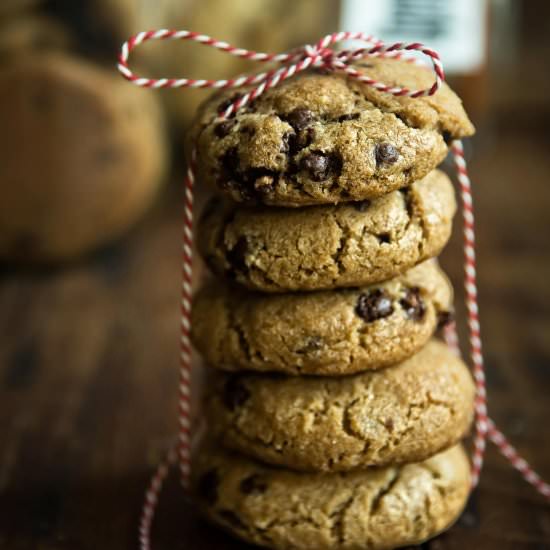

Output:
xmin=192 ymin=259 xmax=453 ymax=375
xmin=198 ymin=169 xmax=456 ymax=292
xmin=0 ymin=52 xmax=167 ymax=262
xmin=189 ymin=57 xmax=474 ymax=206
xmin=206 ymin=340 xmax=474 ymax=472
xmin=192 ymin=442 xmax=470 ymax=549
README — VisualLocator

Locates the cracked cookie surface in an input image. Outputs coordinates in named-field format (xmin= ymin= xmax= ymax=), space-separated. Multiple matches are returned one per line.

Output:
xmin=205 ymin=340 xmax=474 ymax=472
xmin=192 ymin=260 xmax=453 ymax=375
xmin=189 ymin=57 xmax=474 ymax=207
xmin=192 ymin=442 xmax=470 ymax=550
xmin=197 ymin=169 xmax=456 ymax=292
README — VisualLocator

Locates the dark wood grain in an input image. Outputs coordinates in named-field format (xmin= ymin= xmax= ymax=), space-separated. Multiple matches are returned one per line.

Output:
xmin=1 ymin=132 xmax=550 ymax=549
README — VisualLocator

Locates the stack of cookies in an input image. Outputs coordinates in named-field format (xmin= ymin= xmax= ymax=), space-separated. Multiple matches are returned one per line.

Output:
xmin=189 ymin=57 xmax=476 ymax=549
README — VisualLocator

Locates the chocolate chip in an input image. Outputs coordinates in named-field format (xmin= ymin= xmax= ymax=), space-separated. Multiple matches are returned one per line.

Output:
xmin=437 ymin=310 xmax=454 ymax=330
xmin=240 ymin=474 xmax=268 ymax=495
xmin=253 ymin=175 xmax=275 ymax=196
xmin=384 ymin=418 xmax=394 ymax=432
xmin=285 ymin=108 xmax=315 ymax=131
xmin=285 ymin=125 xmax=316 ymax=157
xmin=214 ymin=120 xmax=235 ymax=138
xmin=337 ymin=113 xmax=360 ymax=122
xmin=218 ymin=93 xmax=244 ymax=115
xmin=198 ymin=469 xmax=220 ymax=505
xmin=226 ymin=237 xmax=249 ymax=273
xmin=304 ymin=127 xmax=316 ymax=147
xmin=296 ymin=336 xmax=323 ymax=354
xmin=354 ymin=200 xmax=371 ymax=212
xmin=220 ymin=179 xmax=254 ymax=202
xmin=301 ymin=152 xmax=329 ymax=180
xmin=300 ymin=152 xmax=341 ymax=182
xmin=375 ymin=143 xmax=400 ymax=165
xmin=240 ymin=125 xmax=255 ymax=136
xmin=400 ymin=287 xmax=426 ymax=321
xmin=219 ymin=147 xmax=278 ymax=202
xmin=219 ymin=147 xmax=253 ymax=200
xmin=377 ymin=233 xmax=391 ymax=244
xmin=285 ymin=132 xmax=298 ymax=155
xmin=340 ymin=189 xmax=352 ymax=199
xmin=220 ymin=146 xmax=240 ymax=176
xmin=442 ymin=130 xmax=453 ymax=145
xmin=287 ymin=158 xmax=300 ymax=177
xmin=355 ymin=290 xmax=394 ymax=322
xmin=222 ymin=376 xmax=251 ymax=410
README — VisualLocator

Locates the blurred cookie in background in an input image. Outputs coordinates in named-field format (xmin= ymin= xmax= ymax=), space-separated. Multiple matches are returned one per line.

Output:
xmin=0 ymin=52 xmax=167 ymax=263
xmin=0 ymin=13 xmax=72 ymax=60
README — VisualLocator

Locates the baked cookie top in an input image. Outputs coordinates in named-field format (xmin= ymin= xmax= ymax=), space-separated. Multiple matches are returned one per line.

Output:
xmin=192 ymin=443 xmax=470 ymax=550
xmin=189 ymin=57 xmax=474 ymax=206
xmin=198 ymin=168 xmax=456 ymax=292
xmin=205 ymin=340 xmax=474 ymax=472
xmin=192 ymin=259 xmax=453 ymax=375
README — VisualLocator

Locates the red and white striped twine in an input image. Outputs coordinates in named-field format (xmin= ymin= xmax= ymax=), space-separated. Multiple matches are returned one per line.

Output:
xmin=117 ymin=30 xmax=550 ymax=550
xmin=452 ymin=140 xmax=488 ymax=488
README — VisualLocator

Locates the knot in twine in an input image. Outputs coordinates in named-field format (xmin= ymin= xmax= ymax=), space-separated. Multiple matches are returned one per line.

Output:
xmin=117 ymin=29 xmax=550 ymax=550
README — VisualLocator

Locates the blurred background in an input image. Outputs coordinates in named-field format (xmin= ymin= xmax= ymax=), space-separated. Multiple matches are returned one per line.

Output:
xmin=0 ymin=0 xmax=549 ymax=548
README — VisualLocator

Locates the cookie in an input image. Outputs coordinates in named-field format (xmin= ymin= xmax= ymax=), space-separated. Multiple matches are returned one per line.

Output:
xmin=0 ymin=52 xmax=167 ymax=262
xmin=206 ymin=340 xmax=474 ymax=472
xmin=198 ymin=169 xmax=456 ymax=292
xmin=189 ymin=57 xmax=474 ymax=206
xmin=192 ymin=260 xmax=453 ymax=375
xmin=0 ymin=15 xmax=71 ymax=62
xmin=192 ymin=442 xmax=470 ymax=549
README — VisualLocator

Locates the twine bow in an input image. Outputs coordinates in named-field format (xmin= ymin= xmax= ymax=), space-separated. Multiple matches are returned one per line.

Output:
xmin=117 ymin=30 xmax=550 ymax=550
xmin=117 ymin=30 xmax=445 ymax=118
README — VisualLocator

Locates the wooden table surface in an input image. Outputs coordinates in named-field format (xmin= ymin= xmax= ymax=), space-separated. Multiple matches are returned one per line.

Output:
xmin=1 ymin=126 xmax=549 ymax=549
